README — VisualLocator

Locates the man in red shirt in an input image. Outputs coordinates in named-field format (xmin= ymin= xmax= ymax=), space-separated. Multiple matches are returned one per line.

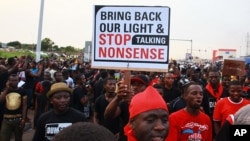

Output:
xmin=166 ymin=81 xmax=212 ymax=141
xmin=215 ymin=104 xmax=250 ymax=141
xmin=213 ymin=80 xmax=250 ymax=135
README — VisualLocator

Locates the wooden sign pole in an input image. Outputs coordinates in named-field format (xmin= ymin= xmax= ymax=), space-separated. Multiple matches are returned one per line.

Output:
xmin=124 ymin=70 xmax=131 ymax=88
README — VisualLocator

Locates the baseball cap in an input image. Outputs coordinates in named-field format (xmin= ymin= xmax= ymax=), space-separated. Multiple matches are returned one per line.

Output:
xmin=130 ymin=75 xmax=149 ymax=86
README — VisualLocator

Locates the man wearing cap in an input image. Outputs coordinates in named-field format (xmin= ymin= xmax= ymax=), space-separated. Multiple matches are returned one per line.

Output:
xmin=104 ymin=74 xmax=149 ymax=141
xmin=124 ymin=86 xmax=169 ymax=141
xmin=32 ymin=82 xmax=86 ymax=141
xmin=130 ymin=74 xmax=149 ymax=94
xmin=189 ymin=67 xmax=207 ymax=88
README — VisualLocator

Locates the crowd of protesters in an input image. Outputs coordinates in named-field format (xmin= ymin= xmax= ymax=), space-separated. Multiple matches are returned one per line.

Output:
xmin=0 ymin=55 xmax=250 ymax=141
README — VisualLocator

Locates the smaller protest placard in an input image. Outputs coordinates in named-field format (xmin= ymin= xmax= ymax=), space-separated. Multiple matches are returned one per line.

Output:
xmin=222 ymin=59 xmax=245 ymax=76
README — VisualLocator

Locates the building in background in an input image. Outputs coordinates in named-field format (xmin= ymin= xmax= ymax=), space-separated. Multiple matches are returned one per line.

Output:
xmin=212 ymin=49 xmax=237 ymax=62
xmin=83 ymin=41 xmax=92 ymax=63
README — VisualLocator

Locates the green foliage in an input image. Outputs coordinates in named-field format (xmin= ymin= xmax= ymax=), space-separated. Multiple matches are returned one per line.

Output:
xmin=0 ymin=50 xmax=35 ymax=58
xmin=7 ymin=41 xmax=21 ymax=49
xmin=22 ymin=44 xmax=36 ymax=50
xmin=60 ymin=46 xmax=77 ymax=53
xmin=41 ymin=38 xmax=54 ymax=51
xmin=52 ymin=45 xmax=59 ymax=51
xmin=1 ymin=37 xmax=81 ymax=58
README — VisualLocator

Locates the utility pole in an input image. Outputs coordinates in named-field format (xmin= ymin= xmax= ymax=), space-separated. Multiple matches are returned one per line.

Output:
xmin=36 ymin=0 xmax=45 ymax=62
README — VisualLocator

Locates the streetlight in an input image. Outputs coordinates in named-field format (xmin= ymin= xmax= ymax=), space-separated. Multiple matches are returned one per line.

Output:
xmin=170 ymin=39 xmax=193 ymax=56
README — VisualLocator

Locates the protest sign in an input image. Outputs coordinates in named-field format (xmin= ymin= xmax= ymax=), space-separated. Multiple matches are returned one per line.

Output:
xmin=92 ymin=5 xmax=170 ymax=72
xmin=222 ymin=59 xmax=245 ymax=76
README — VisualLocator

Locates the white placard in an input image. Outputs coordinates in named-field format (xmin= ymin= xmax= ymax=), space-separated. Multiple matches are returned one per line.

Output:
xmin=92 ymin=5 xmax=170 ymax=72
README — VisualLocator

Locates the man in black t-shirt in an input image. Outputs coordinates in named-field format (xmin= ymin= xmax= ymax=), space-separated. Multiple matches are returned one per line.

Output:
xmin=71 ymin=74 xmax=91 ymax=119
xmin=0 ymin=74 xmax=27 ymax=141
xmin=104 ymin=74 xmax=149 ymax=141
xmin=32 ymin=82 xmax=86 ymax=141
xmin=0 ymin=64 xmax=20 ymax=129
xmin=94 ymin=77 xmax=120 ymax=137
xmin=162 ymin=72 xmax=181 ymax=104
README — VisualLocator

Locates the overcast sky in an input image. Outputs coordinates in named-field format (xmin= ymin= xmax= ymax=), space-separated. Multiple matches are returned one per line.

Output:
xmin=0 ymin=0 xmax=249 ymax=59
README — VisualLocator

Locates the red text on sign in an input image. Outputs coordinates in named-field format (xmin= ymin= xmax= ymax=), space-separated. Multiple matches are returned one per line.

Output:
xmin=99 ymin=34 xmax=131 ymax=45
xmin=98 ymin=47 xmax=165 ymax=60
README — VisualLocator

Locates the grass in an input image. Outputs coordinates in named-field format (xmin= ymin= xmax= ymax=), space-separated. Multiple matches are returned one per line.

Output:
xmin=0 ymin=49 xmax=38 ymax=58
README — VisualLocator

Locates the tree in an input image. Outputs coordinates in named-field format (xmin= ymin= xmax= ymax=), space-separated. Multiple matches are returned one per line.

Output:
xmin=22 ymin=44 xmax=35 ymax=50
xmin=52 ymin=45 xmax=59 ymax=51
xmin=7 ymin=41 xmax=21 ymax=49
xmin=65 ymin=46 xmax=76 ymax=53
xmin=41 ymin=38 xmax=54 ymax=51
xmin=60 ymin=46 xmax=77 ymax=53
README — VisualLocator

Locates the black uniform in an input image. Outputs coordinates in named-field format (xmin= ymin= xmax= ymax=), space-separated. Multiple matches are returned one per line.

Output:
xmin=95 ymin=95 xmax=120 ymax=134
xmin=32 ymin=108 xmax=85 ymax=141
